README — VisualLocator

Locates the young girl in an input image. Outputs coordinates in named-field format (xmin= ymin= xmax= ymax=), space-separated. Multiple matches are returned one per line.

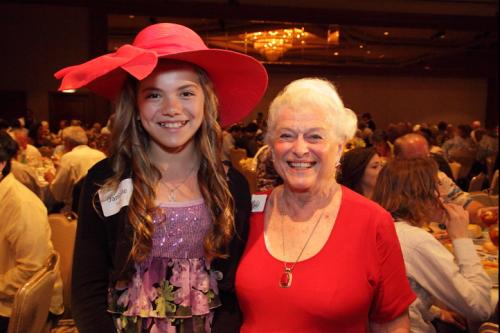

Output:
xmin=55 ymin=23 xmax=267 ymax=333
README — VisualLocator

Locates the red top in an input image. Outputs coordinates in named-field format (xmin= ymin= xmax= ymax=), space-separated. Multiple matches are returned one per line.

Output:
xmin=235 ymin=187 xmax=416 ymax=333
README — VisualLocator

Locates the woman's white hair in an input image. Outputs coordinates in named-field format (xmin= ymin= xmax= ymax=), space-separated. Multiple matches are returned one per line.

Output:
xmin=265 ymin=77 xmax=357 ymax=145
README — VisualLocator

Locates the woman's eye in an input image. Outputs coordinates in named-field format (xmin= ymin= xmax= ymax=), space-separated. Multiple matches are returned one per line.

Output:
xmin=309 ymin=134 xmax=323 ymax=141
xmin=279 ymin=133 xmax=293 ymax=139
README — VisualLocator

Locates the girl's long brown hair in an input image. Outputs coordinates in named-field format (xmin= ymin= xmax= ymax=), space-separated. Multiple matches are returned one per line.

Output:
xmin=102 ymin=61 xmax=234 ymax=264
xmin=372 ymin=157 xmax=447 ymax=227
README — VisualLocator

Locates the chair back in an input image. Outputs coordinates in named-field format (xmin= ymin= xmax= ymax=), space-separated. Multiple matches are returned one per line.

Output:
xmin=469 ymin=192 xmax=499 ymax=207
xmin=449 ymin=161 xmax=461 ymax=181
xmin=468 ymin=173 xmax=486 ymax=192
xmin=48 ymin=212 xmax=77 ymax=318
xmin=490 ymin=169 xmax=499 ymax=195
xmin=454 ymin=155 xmax=475 ymax=180
xmin=478 ymin=322 xmax=499 ymax=333
xmin=229 ymin=148 xmax=247 ymax=170
xmin=7 ymin=252 xmax=59 ymax=333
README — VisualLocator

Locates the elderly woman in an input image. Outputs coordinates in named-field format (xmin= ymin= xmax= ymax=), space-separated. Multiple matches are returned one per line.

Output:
xmin=373 ymin=158 xmax=492 ymax=333
xmin=337 ymin=147 xmax=384 ymax=199
xmin=235 ymin=78 xmax=415 ymax=332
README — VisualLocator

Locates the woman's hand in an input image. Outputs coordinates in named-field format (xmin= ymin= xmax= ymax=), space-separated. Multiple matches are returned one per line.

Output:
xmin=443 ymin=203 xmax=469 ymax=240
xmin=439 ymin=308 xmax=467 ymax=330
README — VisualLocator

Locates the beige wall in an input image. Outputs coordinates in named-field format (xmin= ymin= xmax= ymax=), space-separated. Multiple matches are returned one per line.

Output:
xmin=249 ymin=71 xmax=488 ymax=129
xmin=0 ymin=3 xmax=489 ymax=130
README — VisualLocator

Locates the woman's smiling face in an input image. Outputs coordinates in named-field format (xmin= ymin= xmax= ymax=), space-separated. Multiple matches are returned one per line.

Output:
xmin=137 ymin=62 xmax=205 ymax=153
xmin=271 ymin=107 xmax=342 ymax=193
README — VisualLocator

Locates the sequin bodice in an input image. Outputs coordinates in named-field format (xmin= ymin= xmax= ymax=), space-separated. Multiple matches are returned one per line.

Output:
xmin=150 ymin=199 xmax=211 ymax=259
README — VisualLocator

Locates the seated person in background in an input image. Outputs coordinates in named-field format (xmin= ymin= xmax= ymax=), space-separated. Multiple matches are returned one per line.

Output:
xmin=394 ymin=133 xmax=485 ymax=225
xmin=373 ymin=157 xmax=493 ymax=333
xmin=11 ymin=150 xmax=46 ymax=200
xmin=337 ymin=147 xmax=384 ymax=199
xmin=11 ymin=127 xmax=43 ymax=168
xmin=442 ymin=124 xmax=477 ymax=163
xmin=240 ymin=122 xmax=260 ymax=158
xmin=361 ymin=112 xmax=376 ymax=131
xmin=45 ymin=126 xmax=106 ymax=212
xmin=253 ymin=144 xmax=283 ymax=191
xmin=222 ymin=126 xmax=236 ymax=164
xmin=416 ymin=128 xmax=455 ymax=180
xmin=370 ymin=129 xmax=393 ymax=160
xmin=0 ymin=131 xmax=63 ymax=333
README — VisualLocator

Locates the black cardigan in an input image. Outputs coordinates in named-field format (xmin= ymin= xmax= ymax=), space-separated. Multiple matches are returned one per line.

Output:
xmin=71 ymin=158 xmax=250 ymax=333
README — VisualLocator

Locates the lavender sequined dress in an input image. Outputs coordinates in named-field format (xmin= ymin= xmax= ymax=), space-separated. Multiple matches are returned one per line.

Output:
xmin=107 ymin=199 xmax=221 ymax=333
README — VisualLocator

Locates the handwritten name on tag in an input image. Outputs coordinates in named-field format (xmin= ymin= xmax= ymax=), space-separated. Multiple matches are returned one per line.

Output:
xmin=251 ymin=194 xmax=267 ymax=213
xmin=98 ymin=178 xmax=133 ymax=217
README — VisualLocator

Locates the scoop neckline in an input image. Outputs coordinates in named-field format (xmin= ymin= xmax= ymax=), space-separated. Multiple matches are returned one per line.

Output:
xmin=157 ymin=197 xmax=205 ymax=208
xmin=262 ymin=186 xmax=344 ymax=265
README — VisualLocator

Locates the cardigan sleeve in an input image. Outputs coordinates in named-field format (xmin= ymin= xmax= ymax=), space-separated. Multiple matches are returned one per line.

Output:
xmin=71 ymin=167 xmax=116 ymax=332
xmin=211 ymin=165 xmax=251 ymax=333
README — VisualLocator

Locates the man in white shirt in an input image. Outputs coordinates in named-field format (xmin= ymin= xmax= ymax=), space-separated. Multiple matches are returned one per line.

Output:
xmin=11 ymin=128 xmax=43 ymax=168
xmin=45 ymin=126 xmax=106 ymax=213
xmin=0 ymin=131 xmax=63 ymax=332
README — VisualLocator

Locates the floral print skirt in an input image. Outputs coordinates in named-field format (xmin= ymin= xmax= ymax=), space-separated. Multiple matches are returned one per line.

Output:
xmin=107 ymin=257 xmax=221 ymax=333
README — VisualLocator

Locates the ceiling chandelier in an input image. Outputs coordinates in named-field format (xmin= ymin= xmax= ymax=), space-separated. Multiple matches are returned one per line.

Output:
xmin=245 ymin=27 xmax=308 ymax=62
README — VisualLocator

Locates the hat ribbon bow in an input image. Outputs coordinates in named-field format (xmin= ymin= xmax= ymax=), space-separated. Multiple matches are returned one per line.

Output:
xmin=54 ymin=44 xmax=159 ymax=90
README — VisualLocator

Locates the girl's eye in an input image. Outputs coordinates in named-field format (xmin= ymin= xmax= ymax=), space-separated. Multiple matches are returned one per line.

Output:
xmin=145 ymin=92 xmax=161 ymax=99
xmin=180 ymin=91 xmax=195 ymax=97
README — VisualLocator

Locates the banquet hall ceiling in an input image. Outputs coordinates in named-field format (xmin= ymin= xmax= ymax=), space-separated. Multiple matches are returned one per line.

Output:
xmin=24 ymin=0 xmax=500 ymax=76
xmin=104 ymin=0 xmax=497 ymax=76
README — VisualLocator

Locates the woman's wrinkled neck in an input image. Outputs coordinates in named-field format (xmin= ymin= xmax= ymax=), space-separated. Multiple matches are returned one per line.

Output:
xmin=279 ymin=181 xmax=340 ymax=220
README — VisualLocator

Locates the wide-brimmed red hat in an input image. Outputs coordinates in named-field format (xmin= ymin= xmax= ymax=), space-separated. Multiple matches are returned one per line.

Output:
xmin=55 ymin=23 xmax=268 ymax=126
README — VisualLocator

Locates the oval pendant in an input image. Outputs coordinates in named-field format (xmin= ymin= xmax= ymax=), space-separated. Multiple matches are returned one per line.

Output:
xmin=279 ymin=270 xmax=293 ymax=288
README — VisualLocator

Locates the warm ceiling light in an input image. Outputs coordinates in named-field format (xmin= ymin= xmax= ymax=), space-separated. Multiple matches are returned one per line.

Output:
xmin=128 ymin=15 xmax=135 ymax=19
xmin=334 ymin=51 xmax=339 ymax=56
xmin=62 ymin=89 xmax=76 ymax=93
xmin=359 ymin=44 xmax=364 ymax=49
xmin=366 ymin=50 xmax=371 ymax=54
xmin=383 ymin=31 xmax=389 ymax=36
xmin=327 ymin=30 xmax=340 ymax=44
xmin=246 ymin=27 xmax=308 ymax=61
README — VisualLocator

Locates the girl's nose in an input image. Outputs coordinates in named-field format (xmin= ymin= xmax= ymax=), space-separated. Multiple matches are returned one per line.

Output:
xmin=160 ymin=97 xmax=181 ymax=116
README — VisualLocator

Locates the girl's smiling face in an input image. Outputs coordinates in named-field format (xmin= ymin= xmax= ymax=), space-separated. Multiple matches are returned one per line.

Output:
xmin=137 ymin=62 xmax=205 ymax=154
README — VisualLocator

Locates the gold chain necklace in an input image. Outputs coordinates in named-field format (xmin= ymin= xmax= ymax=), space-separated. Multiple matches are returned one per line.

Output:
xmin=279 ymin=202 xmax=325 ymax=288
xmin=162 ymin=164 xmax=197 ymax=202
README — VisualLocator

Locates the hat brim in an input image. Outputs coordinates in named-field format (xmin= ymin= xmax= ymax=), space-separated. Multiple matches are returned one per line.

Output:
xmin=75 ymin=49 xmax=268 ymax=127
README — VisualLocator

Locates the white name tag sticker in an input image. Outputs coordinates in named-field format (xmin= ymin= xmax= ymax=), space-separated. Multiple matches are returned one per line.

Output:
xmin=251 ymin=194 xmax=267 ymax=213
xmin=98 ymin=178 xmax=133 ymax=217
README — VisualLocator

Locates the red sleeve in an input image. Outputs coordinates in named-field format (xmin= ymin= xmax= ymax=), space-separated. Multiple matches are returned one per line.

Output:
xmin=369 ymin=211 xmax=416 ymax=323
